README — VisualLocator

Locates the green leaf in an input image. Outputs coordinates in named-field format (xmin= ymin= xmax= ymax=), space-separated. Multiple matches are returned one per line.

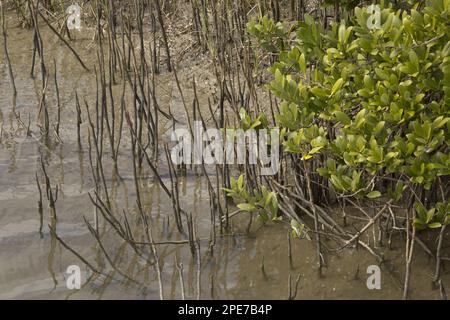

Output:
xmin=354 ymin=109 xmax=366 ymax=128
xmin=426 ymin=208 xmax=436 ymax=224
xmin=311 ymin=87 xmax=328 ymax=98
xmin=299 ymin=53 xmax=306 ymax=74
xmin=331 ymin=175 xmax=345 ymax=191
xmin=330 ymin=78 xmax=344 ymax=97
xmin=413 ymin=219 xmax=427 ymax=230
xmin=291 ymin=219 xmax=304 ymax=238
xmin=375 ymin=68 xmax=389 ymax=80
xmin=237 ymin=175 xmax=244 ymax=190
xmin=309 ymin=146 xmax=323 ymax=155
xmin=367 ymin=191 xmax=382 ymax=199
xmin=338 ymin=23 xmax=346 ymax=45
xmin=415 ymin=203 xmax=428 ymax=222
xmin=374 ymin=121 xmax=385 ymax=134
xmin=409 ymin=50 xmax=419 ymax=69
xmin=334 ymin=111 xmax=351 ymax=126
xmin=237 ymin=203 xmax=257 ymax=212
xmin=428 ymin=222 xmax=442 ymax=229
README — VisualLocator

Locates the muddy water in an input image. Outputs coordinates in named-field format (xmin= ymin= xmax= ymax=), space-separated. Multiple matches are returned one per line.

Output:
xmin=0 ymin=15 xmax=447 ymax=300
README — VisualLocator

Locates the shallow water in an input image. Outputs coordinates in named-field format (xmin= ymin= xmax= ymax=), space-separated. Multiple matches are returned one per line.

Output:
xmin=0 ymin=14 xmax=448 ymax=300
